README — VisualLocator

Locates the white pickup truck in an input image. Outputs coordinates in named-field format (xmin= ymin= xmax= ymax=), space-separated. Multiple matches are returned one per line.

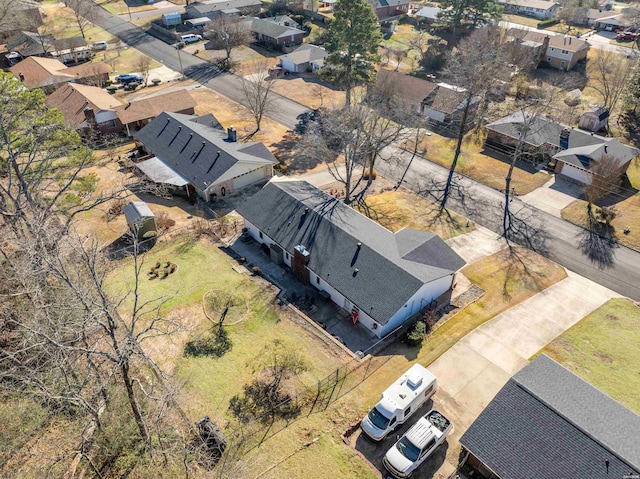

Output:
xmin=383 ymin=409 xmax=452 ymax=478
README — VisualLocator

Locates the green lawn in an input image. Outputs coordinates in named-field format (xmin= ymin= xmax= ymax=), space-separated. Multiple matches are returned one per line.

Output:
xmin=540 ymin=298 xmax=640 ymax=414
xmin=106 ymin=237 xmax=347 ymax=424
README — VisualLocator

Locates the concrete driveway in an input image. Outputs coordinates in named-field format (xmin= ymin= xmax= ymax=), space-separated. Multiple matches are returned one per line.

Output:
xmin=520 ymin=176 xmax=584 ymax=217
xmin=428 ymin=270 xmax=620 ymax=416
xmin=445 ymin=226 xmax=507 ymax=264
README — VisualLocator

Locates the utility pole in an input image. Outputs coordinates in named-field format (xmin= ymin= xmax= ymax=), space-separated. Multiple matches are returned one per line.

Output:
xmin=177 ymin=43 xmax=185 ymax=80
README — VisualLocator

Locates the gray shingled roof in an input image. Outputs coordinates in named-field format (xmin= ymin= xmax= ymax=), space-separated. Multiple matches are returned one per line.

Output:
xmin=134 ymin=112 xmax=276 ymax=191
xmin=250 ymin=17 xmax=306 ymax=39
xmin=279 ymin=44 xmax=327 ymax=66
xmin=460 ymin=355 xmax=640 ymax=479
xmin=236 ymin=180 xmax=466 ymax=324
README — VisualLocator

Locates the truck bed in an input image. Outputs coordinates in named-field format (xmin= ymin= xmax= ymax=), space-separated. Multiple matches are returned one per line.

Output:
xmin=426 ymin=410 xmax=451 ymax=434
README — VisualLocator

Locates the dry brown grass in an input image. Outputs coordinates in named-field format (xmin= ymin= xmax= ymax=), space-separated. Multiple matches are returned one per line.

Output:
xmin=190 ymin=87 xmax=289 ymax=148
xmin=270 ymin=76 xmax=346 ymax=110
xmin=358 ymin=189 xmax=475 ymax=239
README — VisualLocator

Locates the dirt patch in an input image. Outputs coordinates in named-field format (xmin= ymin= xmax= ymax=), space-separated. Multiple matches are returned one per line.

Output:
xmin=593 ymin=351 xmax=613 ymax=364
xmin=606 ymin=314 xmax=620 ymax=321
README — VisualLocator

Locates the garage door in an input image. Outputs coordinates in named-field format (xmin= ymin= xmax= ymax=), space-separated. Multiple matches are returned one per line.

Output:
xmin=232 ymin=166 xmax=267 ymax=190
xmin=560 ymin=162 xmax=592 ymax=185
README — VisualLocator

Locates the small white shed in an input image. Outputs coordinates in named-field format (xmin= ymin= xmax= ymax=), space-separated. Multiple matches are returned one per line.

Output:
xmin=186 ymin=17 xmax=211 ymax=28
xmin=163 ymin=12 xmax=182 ymax=27
xmin=579 ymin=106 xmax=609 ymax=132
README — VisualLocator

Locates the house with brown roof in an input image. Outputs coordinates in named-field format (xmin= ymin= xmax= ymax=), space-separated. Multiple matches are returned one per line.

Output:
xmin=115 ymin=90 xmax=196 ymax=136
xmin=46 ymin=83 xmax=123 ymax=135
xmin=522 ymin=31 xmax=589 ymax=70
xmin=368 ymin=0 xmax=410 ymax=21
xmin=375 ymin=69 xmax=480 ymax=129
xmin=9 ymin=56 xmax=110 ymax=92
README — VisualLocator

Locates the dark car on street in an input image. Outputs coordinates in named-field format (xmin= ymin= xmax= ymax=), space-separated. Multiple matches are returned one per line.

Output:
xmin=115 ymin=74 xmax=144 ymax=84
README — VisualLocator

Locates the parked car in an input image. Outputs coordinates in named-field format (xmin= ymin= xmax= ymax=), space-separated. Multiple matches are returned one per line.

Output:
xmin=180 ymin=34 xmax=203 ymax=44
xmin=360 ymin=364 xmax=437 ymax=441
xmin=268 ymin=66 xmax=290 ymax=76
xmin=92 ymin=41 xmax=108 ymax=51
xmin=115 ymin=74 xmax=144 ymax=85
xmin=383 ymin=410 xmax=452 ymax=479
xmin=616 ymin=31 xmax=637 ymax=41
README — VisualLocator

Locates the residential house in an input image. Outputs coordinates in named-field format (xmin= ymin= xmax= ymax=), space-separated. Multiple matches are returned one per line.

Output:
xmin=185 ymin=0 xmax=262 ymax=20
xmin=485 ymin=111 xmax=637 ymax=184
xmin=375 ymin=69 xmax=480 ymax=129
xmin=123 ymin=201 xmax=157 ymax=240
xmin=249 ymin=17 xmax=306 ymax=48
xmin=268 ymin=15 xmax=301 ymax=29
xmin=0 ymin=0 xmax=42 ymax=41
xmin=134 ymin=112 xmax=277 ymax=201
xmin=368 ymin=0 xmax=411 ymax=21
xmin=278 ymin=44 xmax=327 ymax=73
xmin=115 ymin=89 xmax=196 ymax=136
xmin=414 ymin=5 xmax=441 ymax=24
xmin=10 ymin=56 xmax=110 ymax=92
xmin=578 ymin=106 xmax=609 ymax=132
xmin=521 ymin=31 xmax=589 ymax=70
xmin=237 ymin=180 xmax=466 ymax=339
xmin=460 ymin=355 xmax=640 ymax=479
xmin=497 ymin=0 xmax=559 ymax=19
xmin=5 ymin=31 xmax=93 ymax=64
xmin=46 ymin=83 xmax=123 ymax=135
xmin=594 ymin=12 xmax=635 ymax=31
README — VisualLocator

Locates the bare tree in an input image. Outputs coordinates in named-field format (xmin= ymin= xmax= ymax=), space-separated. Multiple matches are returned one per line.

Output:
xmin=301 ymin=88 xmax=414 ymax=204
xmin=587 ymin=51 xmax=633 ymax=124
xmin=409 ymin=30 xmax=430 ymax=66
xmin=389 ymin=46 xmax=407 ymax=71
xmin=240 ymin=59 xmax=277 ymax=133
xmin=64 ymin=0 xmax=94 ymax=39
xmin=134 ymin=54 xmax=152 ymax=86
xmin=205 ymin=16 xmax=252 ymax=70
xmin=584 ymin=154 xmax=624 ymax=217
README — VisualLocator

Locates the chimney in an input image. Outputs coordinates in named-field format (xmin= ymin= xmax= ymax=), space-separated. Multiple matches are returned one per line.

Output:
xmin=18 ymin=72 xmax=24 ymax=82
xmin=559 ymin=127 xmax=571 ymax=150
xmin=227 ymin=125 xmax=237 ymax=142
xmin=83 ymin=106 xmax=96 ymax=124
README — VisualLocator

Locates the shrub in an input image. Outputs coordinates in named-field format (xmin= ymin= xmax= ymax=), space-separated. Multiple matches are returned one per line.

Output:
xmin=252 ymin=266 xmax=260 ymax=276
xmin=537 ymin=18 xmax=558 ymax=28
xmin=106 ymin=86 xmax=118 ymax=93
xmin=151 ymin=78 xmax=161 ymax=85
xmin=108 ymin=198 xmax=126 ymax=217
xmin=156 ymin=212 xmax=176 ymax=230
xmin=363 ymin=168 xmax=377 ymax=180
xmin=405 ymin=321 xmax=427 ymax=347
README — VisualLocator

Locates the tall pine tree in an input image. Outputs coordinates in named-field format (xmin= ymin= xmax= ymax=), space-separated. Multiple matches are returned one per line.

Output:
xmin=322 ymin=0 xmax=381 ymax=106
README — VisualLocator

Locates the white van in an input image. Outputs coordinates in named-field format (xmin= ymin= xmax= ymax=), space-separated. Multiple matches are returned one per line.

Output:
xmin=360 ymin=364 xmax=437 ymax=441
xmin=180 ymin=34 xmax=203 ymax=44
xmin=383 ymin=409 xmax=452 ymax=478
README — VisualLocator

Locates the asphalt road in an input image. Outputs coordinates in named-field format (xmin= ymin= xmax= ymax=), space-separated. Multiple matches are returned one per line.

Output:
xmin=377 ymin=145 xmax=640 ymax=302
xmin=87 ymin=3 xmax=310 ymax=130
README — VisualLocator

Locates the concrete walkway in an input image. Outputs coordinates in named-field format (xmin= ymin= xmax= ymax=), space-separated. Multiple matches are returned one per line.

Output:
xmin=520 ymin=176 xmax=583 ymax=218
xmin=445 ymin=226 xmax=508 ymax=264
xmin=429 ymin=270 xmax=620 ymax=416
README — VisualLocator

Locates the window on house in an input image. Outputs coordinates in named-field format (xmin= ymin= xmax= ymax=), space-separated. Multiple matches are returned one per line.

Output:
xmin=316 ymin=276 xmax=320 ymax=285
xmin=259 ymin=232 xmax=263 ymax=239
xmin=550 ymin=47 xmax=555 ymax=51
xmin=104 ymin=119 xmax=116 ymax=128
xmin=285 ymin=252 xmax=289 ymax=260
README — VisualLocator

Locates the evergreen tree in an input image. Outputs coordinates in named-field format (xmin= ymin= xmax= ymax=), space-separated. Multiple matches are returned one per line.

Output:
xmin=322 ymin=0 xmax=382 ymax=106
xmin=439 ymin=0 xmax=502 ymax=35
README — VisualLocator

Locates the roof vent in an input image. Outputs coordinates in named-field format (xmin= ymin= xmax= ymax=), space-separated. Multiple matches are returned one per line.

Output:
xmin=407 ymin=373 xmax=423 ymax=389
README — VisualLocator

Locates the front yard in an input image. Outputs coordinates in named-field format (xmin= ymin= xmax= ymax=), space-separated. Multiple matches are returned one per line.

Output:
xmin=416 ymin=131 xmax=551 ymax=195
xmin=561 ymin=157 xmax=640 ymax=250
xmin=359 ymin=189 xmax=475 ymax=239
xmin=540 ymin=298 xmax=640 ymax=414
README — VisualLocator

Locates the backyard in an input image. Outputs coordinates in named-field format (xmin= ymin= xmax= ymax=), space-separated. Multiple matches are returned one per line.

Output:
xmin=540 ymin=298 xmax=640 ymax=414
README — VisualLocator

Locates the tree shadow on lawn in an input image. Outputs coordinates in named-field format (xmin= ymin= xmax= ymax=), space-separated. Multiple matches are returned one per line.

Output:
xmin=480 ymin=146 xmax=541 ymax=175
xmin=271 ymin=130 xmax=325 ymax=173
xmin=103 ymin=233 xmax=157 ymax=261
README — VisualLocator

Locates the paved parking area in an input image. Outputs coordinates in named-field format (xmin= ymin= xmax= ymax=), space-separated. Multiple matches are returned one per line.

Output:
xmin=520 ymin=176 xmax=583 ymax=218
xmin=428 ymin=270 xmax=620 ymax=416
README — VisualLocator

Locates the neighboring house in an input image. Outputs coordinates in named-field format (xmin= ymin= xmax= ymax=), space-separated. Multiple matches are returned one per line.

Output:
xmin=46 ymin=83 xmax=123 ymax=135
xmin=594 ymin=12 xmax=635 ymax=31
xmin=582 ymin=8 xmax=616 ymax=25
xmin=498 ymin=0 xmax=559 ymax=19
xmin=460 ymin=355 xmax=640 ymax=479
xmin=5 ymin=32 xmax=93 ymax=63
xmin=278 ymin=44 xmax=327 ymax=73
xmin=414 ymin=5 xmax=441 ymax=23
xmin=521 ymin=31 xmax=589 ymax=70
xmin=368 ymin=0 xmax=411 ymax=21
xmin=123 ymin=201 xmax=157 ymax=240
xmin=185 ymin=0 xmax=261 ymax=19
xmin=268 ymin=15 xmax=301 ymax=29
xmin=134 ymin=112 xmax=277 ymax=201
xmin=0 ymin=0 xmax=42 ymax=41
xmin=237 ymin=180 xmax=466 ymax=339
xmin=249 ymin=17 xmax=306 ymax=47
xmin=485 ymin=111 xmax=638 ymax=184
xmin=578 ymin=106 xmax=609 ymax=132
xmin=10 ymin=56 xmax=110 ymax=91
xmin=375 ymin=69 xmax=480 ymax=129
xmin=115 ymin=89 xmax=196 ymax=136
